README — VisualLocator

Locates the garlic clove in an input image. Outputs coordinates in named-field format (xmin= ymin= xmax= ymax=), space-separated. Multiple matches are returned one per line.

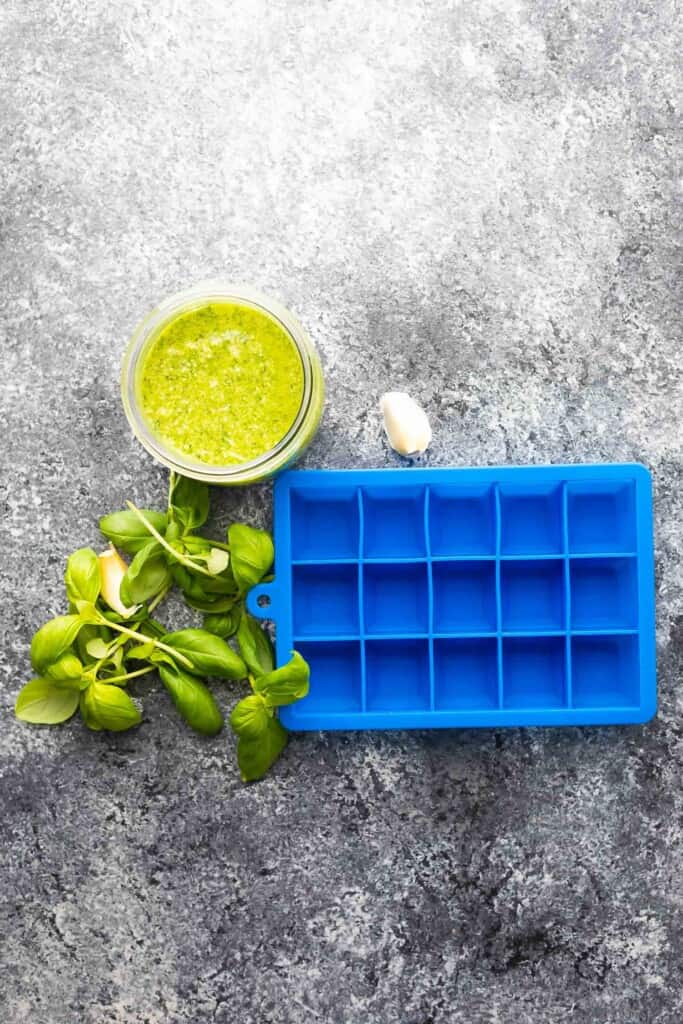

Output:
xmin=98 ymin=545 xmax=139 ymax=618
xmin=379 ymin=392 xmax=432 ymax=456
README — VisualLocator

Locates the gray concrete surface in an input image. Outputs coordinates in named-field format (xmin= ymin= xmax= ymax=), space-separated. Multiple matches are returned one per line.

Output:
xmin=1 ymin=1 xmax=682 ymax=1021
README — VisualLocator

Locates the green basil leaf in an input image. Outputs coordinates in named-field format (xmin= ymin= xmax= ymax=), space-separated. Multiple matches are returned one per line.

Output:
xmin=158 ymin=664 xmax=223 ymax=736
xmin=169 ymin=563 xmax=214 ymax=602
xmin=162 ymin=629 xmax=246 ymax=679
xmin=236 ymin=716 xmax=288 ymax=782
xmin=172 ymin=556 xmax=235 ymax=597
xmin=169 ymin=474 xmax=209 ymax=531
xmin=227 ymin=524 xmax=274 ymax=592
xmin=183 ymin=551 xmax=211 ymax=567
xmin=30 ymin=615 xmax=84 ymax=674
xmin=253 ymin=651 xmax=309 ymax=707
xmin=15 ymin=678 xmax=80 ymax=724
xmin=199 ymin=572 xmax=238 ymax=595
xmin=203 ymin=606 xmax=242 ymax=639
xmin=164 ymin=521 xmax=183 ymax=544
xmin=182 ymin=535 xmax=212 ymax=555
xmin=64 ymin=548 xmax=101 ymax=605
xmin=237 ymin=612 xmax=274 ymax=678
xmin=99 ymin=509 xmax=168 ymax=554
xmin=76 ymin=623 xmax=111 ymax=664
xmin=120 ymin=541 xmax=171 ymax=604
xmin=102 ymin=644 xmax=124 ymax=673
xmin=85 ymin=637 xmax=113 ymax=660
xmin=80 ymin=681 xmax=142 ymax=731
xmin=45 ymin=653 xmax=83 ymax=683
xmin=148 ymin=649 xmax=179 ymax=668
xmin=125 ymin=642 xmax=155 ymax=661
xmin=229 ymin=693 xmax=270 ymax=739
xmin=79 ymin=689 xmax=100 ymax=730
xmin=184 ymin=593 xmax=238 ymax=613
xmin=75 ymin=601 xmax=101 ymax=624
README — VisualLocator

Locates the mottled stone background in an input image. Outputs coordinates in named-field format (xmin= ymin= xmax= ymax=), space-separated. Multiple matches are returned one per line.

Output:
xmin=1 ymin=1 xmax=681 ymax=1022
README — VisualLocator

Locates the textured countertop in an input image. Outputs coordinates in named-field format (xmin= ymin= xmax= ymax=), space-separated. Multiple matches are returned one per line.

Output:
xmin=1 ymin=2 xmax=681 ymax=1022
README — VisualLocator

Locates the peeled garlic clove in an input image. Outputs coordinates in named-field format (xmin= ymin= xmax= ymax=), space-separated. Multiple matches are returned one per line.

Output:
xmin=379 ymin=392 xmax=432 ymax=456
xmin=98 ymin=545 xmax=139 ymax=618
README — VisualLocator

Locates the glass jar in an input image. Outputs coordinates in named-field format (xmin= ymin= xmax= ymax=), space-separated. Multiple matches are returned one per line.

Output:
xmin=121 ymin=281 xmax=324 ymax=485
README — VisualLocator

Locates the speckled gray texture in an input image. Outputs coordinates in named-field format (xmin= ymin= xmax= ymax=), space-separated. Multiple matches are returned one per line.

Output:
xmin=1 ymin=1 xmax=682 ymax=1021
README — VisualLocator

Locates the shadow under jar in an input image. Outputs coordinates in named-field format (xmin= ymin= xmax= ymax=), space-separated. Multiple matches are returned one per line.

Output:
xmin=121 ymin=282 xmax=324 ymax=485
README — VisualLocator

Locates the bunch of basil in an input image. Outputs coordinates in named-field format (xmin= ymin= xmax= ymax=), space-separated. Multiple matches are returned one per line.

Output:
xmin=15 ymin=473 xmax=309 ymax=782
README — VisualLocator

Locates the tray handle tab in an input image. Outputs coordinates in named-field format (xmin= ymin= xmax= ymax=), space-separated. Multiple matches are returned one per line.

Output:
xmin=246 ymin=580 xmax=279 ymax=621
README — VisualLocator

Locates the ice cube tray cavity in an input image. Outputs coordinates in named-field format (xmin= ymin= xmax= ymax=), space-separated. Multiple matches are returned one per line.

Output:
xmin=247 ymin=465 xmax=656 ymax=731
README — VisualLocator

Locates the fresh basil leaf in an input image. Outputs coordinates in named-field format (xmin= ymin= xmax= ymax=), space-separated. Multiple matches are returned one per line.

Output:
xmin=161 ymin=629 xmax=246 ymax=679
xmin=102 ymin=644 xmax=124 ymax=673
xmin=76 ymin=623 xmax=111 ymax=664
xmin=171 ymin=554 xmax=235 ymax=597
xmin=158 ymin=664 xmax=223 ymax=736
xmin=184 ymin=593 xmax=238 ymax=613
xmin=64 ymin=548 xmax=101 ymax=606
xmin=85 ymin=637 xmax=113 ymax=660
xmin=99 ymin=509 xmax=168 ymax=554
xmin=182 ymin=535 xmax=212 ymax=555
xmin=227 ymin=524 xmax=274 ymax=592
xmin=199 ymin=572 xmax=238 ymax=595
xmin=181 ymin=548 xmax=214 ymax=565
xmin=169 ymin=563 xmax=214 ymax=602
xmin=75 ymin=601 xmax=101 ymax=624
xmin=30 ymin=615 xmax=84 ymax=674
xmin=15 ymin=678 xmax=80 ymax=724
xmin=79 ymin=689 xmax=101 ymax=730
xmin=120 ymin=540 xmax=171 ymax=605
xmin=164 ymin=521 xmax=183 ymax=544
xmin=237 ymin=612 xmax=274 ymax=678
xmin=125 ymin=642 xmax=155 ymax=661
xmin=148 ymin=648 xmax=179 ymax=668
xmin=236 ymin=716 xmax=288 ymax=782
xmin=229 ymin=693 xmax=270 ymax=739
xmin=80 ymin=681 xmax=142 ymax=731
xmin=203 ymin=606 xmax=242 ymax=639
xmin=45 ymin=652 xmax=83 ymax=683
xmin=253 ymin=651 xmax=309 ymax=707
xmin=169 ymin=474 xmax=209 ymax=531
xmin=92 ymin=638 xmax=125 ymax=679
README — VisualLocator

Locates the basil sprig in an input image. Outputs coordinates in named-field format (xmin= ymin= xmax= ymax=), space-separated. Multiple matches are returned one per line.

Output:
xmin=230 ymin=651 xmax=310 ymax=782
xmin=15 ymin=471 xmax=309 ymax=782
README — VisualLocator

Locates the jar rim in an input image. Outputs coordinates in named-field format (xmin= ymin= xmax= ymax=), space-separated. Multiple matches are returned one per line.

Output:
xmin=121 ymin=281 xmax=324 ymax=484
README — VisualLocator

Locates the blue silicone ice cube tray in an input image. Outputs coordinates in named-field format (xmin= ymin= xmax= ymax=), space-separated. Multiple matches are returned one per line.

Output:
xmin=247 ymin=464 xmax=656 ymax=731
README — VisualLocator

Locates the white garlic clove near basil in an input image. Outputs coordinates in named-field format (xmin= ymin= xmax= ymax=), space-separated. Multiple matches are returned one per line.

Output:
xmin=98 ymin=545 xmax=140 ymax=618
xmin=379 ymin=392 xmax=432 ymax=456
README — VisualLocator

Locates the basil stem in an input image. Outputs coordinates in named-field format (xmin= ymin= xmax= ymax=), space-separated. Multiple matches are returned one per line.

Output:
xmin=99 ymin=615 xmax=193 ymax=670
xmin=147 ymin=580 xmax=173 ymax=614
xmin=102 ymin=666 xmax=155 ymax=685
xmin=125 ymin=501 xmax=214 ymax=578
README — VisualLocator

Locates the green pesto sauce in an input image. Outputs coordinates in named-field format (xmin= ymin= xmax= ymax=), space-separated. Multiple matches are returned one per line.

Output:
xmin=138 ymin=302 xmax=305 ymax=466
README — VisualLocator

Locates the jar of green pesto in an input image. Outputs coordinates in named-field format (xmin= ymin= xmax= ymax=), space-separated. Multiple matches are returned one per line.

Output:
xmin=121 ymin=282 xmax=324 ymax=485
